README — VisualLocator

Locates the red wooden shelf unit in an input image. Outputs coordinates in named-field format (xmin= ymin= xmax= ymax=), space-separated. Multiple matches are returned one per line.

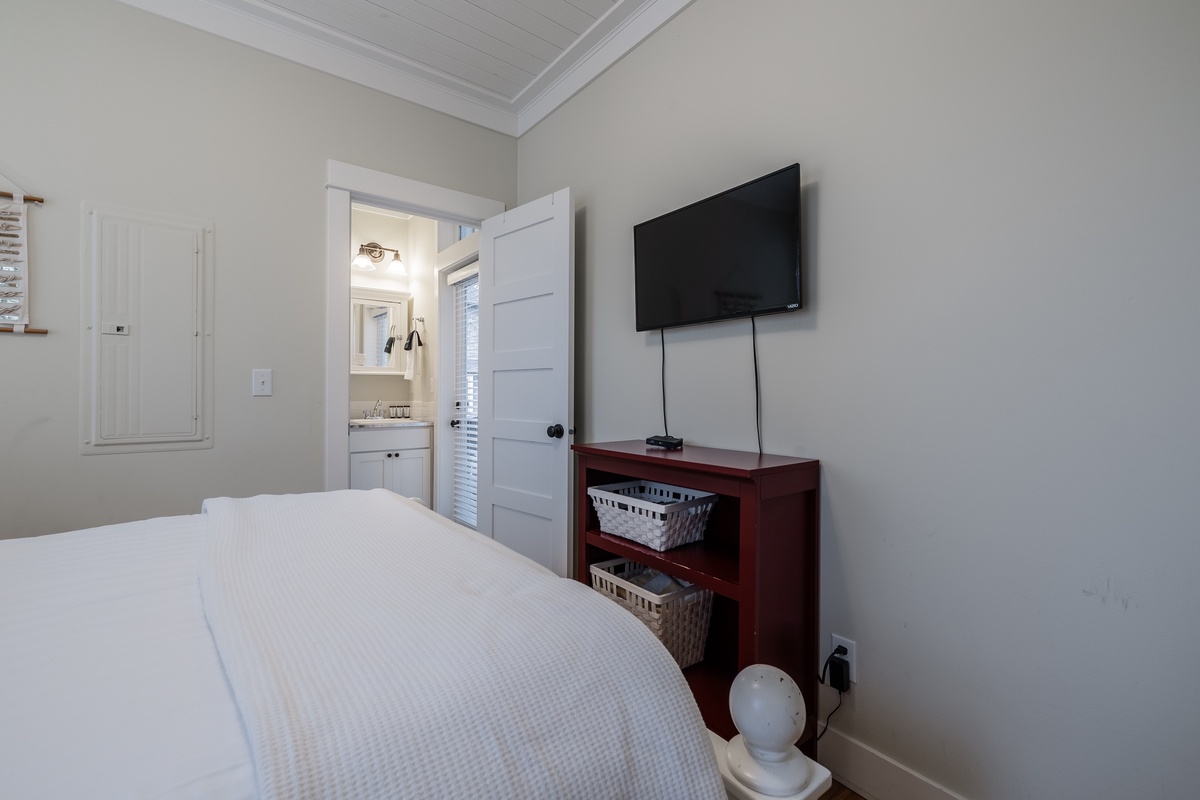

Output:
xmin=572 ymin=440 xmax=820 ymax=755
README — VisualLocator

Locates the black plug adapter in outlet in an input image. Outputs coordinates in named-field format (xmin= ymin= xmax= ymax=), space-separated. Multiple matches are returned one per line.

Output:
xmin=828 ymin=654 xmax=851 ymax=693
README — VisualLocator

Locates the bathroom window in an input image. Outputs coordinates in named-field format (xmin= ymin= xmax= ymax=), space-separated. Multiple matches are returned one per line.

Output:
xmin=438 ymin=221 xmax=480 ymax=252
xmin=369 ymin=305 xmax=389 ymax=365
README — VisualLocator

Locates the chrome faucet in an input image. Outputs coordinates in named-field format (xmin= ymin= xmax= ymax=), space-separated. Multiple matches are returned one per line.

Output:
xmin=371 ymin=400 xmax=384 ymax=418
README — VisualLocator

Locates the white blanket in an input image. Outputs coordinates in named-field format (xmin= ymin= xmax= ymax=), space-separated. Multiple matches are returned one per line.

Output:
xmin=0 ymin=515 xmax=255 ymax=800
xmin=200 ymin=489 xmax=726 ymax=800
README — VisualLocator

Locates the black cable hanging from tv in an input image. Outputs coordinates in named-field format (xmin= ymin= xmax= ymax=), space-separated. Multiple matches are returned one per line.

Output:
xmin=660 ymin=328 xmax=669 ymax=436
xmin=751 ymin=317 xmax=762 ymax=455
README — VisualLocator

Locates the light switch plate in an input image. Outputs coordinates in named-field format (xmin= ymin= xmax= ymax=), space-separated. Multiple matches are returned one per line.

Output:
xmin=252 ymin=369 xmax=272 ymax=396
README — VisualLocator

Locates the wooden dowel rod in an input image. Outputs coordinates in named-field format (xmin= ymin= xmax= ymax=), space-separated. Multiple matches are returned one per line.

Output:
xmin=0 ymin=191 xmax=44 ymax=204
xmin=0 ymin=325 xmax=49 ymax=335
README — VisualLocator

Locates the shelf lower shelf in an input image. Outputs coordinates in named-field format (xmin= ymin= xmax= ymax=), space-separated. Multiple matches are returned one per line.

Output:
xmin=583 ymin=529 xmax=740 ymax=600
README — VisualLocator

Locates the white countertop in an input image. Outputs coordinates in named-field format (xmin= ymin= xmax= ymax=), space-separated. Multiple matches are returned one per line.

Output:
xmin=348 ymin=419 xmax=432 ymax=429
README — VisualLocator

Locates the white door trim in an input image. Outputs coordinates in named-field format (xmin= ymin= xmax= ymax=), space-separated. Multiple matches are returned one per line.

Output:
xmin=324 ymin=160 xmax=504 ymax=491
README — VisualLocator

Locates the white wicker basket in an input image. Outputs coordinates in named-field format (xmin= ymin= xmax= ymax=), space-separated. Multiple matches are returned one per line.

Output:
xmin=587 ymin=480 xmax=716 ymax=551
xmin=589 ymin=558 xmax=712 ymax=669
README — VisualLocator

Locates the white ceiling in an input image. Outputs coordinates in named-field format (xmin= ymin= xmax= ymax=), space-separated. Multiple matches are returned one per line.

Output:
xmin=116 ymin=0 xmax=694 ymax=135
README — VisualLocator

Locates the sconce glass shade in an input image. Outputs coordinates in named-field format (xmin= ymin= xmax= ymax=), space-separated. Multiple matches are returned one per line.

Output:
xmin=351 ymin=245 xmax=376 ymax=271
xmin=387 ymin=252 xmax=407 ymax=276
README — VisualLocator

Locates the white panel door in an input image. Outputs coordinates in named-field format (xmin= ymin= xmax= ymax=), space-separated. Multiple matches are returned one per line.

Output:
xmin=476 ymin=189 xmax=573 ymax=576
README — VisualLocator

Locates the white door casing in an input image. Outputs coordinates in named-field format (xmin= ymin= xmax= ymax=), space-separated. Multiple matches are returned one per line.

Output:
xmin=476 ymin=188 xmax=574 ymax=577
xmin=325 ymin=160 xmax=503 ymax=491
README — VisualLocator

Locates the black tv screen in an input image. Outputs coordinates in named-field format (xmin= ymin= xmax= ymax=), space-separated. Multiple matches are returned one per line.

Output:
xmin=634 ymin=164 xmax=801 ymax=332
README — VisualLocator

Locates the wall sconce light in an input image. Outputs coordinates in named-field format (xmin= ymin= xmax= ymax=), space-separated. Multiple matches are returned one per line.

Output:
xmin=387 ymin=251 xmax=407 ymax=275
xmin=351 ymin=242 xmax=407 ymax=276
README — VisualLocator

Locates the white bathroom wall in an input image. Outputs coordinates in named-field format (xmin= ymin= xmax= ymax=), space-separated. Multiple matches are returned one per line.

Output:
xmin=350 ymin=207 xmax=414 ymax=407
xmin=1 ymin=0 xmax=516 ymax=538
xmin=350 ymin=209 xmax=412 ymax=295
xmin=404 ymin=215 xmax=439 ymax=415
xmin=518 ymin=0 xmax=1200 ymax=797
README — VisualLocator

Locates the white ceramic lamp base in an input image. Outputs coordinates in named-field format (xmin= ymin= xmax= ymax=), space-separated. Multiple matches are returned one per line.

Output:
xmin=726 ymin=734 xmax=811 ymax=796
xmin=716 ymin=664 xmax=831 ymax=800
xmin=708 ymin=731 xmax=831 ymax=800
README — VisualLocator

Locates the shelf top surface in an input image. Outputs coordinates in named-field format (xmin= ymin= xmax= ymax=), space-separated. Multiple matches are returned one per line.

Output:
xmin=573 ymin=440 xmax=818 ymax=476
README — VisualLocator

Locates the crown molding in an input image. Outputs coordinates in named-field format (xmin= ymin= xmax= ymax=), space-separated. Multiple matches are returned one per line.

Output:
xmin=115 ymin=0 xmax=696 ymax=138
xmin=514 ymin=0 xmax=695 ymax=136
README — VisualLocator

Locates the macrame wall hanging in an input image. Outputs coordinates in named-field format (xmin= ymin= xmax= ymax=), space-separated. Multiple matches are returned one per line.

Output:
xmin=1 ymin=171 xmax=46 ymax=336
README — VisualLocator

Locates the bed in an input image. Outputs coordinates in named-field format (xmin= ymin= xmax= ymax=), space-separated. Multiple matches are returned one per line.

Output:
xmin=0 ymin=488 xmax=729 ymax=799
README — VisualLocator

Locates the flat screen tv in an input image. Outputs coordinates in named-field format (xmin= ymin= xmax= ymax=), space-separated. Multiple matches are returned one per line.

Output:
xmin=634 ymin=164 xmax=801 ymax=331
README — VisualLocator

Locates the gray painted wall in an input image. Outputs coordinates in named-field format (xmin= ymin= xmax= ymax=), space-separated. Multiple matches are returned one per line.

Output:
xmin=2 ymin=0 xmax=516 ymax=537
xmin=519 ymin=1 xmax=1200 ymax=797
xmin=9 ymin=0 xmax=1200 ymax=794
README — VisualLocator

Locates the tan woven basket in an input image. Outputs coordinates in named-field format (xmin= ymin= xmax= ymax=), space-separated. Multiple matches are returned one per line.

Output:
xmin=586 ymin=480 xmax=716 ymax=551
xmin=589 ymin=558 xmax=712 ymax=669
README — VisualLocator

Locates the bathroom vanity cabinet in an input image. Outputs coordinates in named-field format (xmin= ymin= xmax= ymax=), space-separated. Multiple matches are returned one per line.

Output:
xmin=572 ymin=441 xmax=820 ymax=754
xmin=349 ymin=424 xmax=432 ymax=506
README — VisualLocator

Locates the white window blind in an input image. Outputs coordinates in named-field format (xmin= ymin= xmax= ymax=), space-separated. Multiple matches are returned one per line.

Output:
xmin=369 ymin=306 xmax=388 ymax=366
xmin=450 ymin=268 xmax=479 ymax=528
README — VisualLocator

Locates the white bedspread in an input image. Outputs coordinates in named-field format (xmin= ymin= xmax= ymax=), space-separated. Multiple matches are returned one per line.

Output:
xmin=200 ymin=489 xmax=726 ymax=800
xmin=0 ymin=515 xmax=255 ymax=800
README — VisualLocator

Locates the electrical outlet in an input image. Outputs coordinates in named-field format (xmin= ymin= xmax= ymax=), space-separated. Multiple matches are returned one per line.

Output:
xmin=832 ymin=634 xmax=857 ymax=684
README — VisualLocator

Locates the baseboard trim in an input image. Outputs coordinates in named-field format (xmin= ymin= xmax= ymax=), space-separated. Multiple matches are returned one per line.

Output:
xmin=816 ymin=728 xmax=969 ymax=800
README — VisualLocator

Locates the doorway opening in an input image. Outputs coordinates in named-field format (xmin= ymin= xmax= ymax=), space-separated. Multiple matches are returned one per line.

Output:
xmin=326 ymin=164 xmax=575 ymax=577
xmin=324 ymin=160 xmax=503 ymax=522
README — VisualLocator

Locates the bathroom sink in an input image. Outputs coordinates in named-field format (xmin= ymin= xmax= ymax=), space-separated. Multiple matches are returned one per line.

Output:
xmin=349 ymin=418 xmax=430 ymax=428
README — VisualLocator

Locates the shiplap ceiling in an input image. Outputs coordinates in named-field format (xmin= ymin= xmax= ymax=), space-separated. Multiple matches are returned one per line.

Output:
xmin=117 ymin=0 xmax=695 ymax=135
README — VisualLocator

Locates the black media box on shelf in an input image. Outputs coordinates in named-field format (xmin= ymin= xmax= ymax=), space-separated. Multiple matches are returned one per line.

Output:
xmin=645 ymin=435 xmax=683 ymax=449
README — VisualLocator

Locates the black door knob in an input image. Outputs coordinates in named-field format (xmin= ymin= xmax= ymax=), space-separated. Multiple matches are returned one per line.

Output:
xmin=547 ymin=423 xmax=564 ymax=439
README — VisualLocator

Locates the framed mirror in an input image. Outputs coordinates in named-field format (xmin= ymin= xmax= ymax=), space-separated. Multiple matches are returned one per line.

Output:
xmin=351 ymin=288 xmax=411 ymax=375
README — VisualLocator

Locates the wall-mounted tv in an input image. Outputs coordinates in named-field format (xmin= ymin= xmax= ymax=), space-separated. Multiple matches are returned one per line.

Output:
xmin=634 ymin=164 xmax=801 ymax=332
